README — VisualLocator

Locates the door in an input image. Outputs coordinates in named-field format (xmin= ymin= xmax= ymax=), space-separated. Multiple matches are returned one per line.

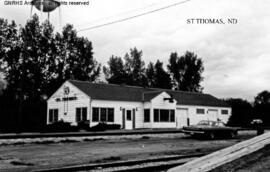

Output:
xmin=176 ymin=108 xmax=189 ymax=128
xmin=208 ymin=109 xmax=218 ymax=121
xmin=122 ymin=109 xmax=134 ymax=130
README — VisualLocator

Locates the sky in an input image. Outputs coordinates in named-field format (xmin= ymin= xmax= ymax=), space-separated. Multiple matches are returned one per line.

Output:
xmin=0 ymin=0 xmax=270 ymax=101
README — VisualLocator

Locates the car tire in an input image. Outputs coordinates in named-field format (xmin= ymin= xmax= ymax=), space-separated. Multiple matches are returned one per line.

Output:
xmin=230 ymin=131 xmax=237 ymax=138
xmin=208 ymin=132 xmax=215 ymax=139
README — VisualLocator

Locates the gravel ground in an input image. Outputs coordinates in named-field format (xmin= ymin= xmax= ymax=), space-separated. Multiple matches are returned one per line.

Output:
xmin=0 ymin=133 xmax=187 ymax=146
xmin=0 ymin=131 xmax=257 ymax=172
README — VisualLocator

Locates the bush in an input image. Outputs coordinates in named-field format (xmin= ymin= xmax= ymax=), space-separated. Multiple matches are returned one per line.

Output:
xmin=43 ymin=120 xmax=78 ymax=132
xmin=104 ymin=123 xmax=121 ymax=130
xmin=43 ymin=121 xmax=121 ymax=132
xmin=88 ymin=123 xmax=121 ymax=131
xmin=77 ymin=120 xmax=90 ymax=130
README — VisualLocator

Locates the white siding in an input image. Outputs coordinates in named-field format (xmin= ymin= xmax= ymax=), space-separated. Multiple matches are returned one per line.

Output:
xmin=47 ymin=82 xmax=231 ymax=130
xmin=47 ymin=81 xmax=90 ymax=125
xmin=90 ymin=100 xmax=144 ymax=128
xmin=150 ymin=92 xmax=177 ymax=128
xmin=176 ymin=108 xmax=188 ymax=128
xmin=176 ymin=105 xmax=231 ymax=126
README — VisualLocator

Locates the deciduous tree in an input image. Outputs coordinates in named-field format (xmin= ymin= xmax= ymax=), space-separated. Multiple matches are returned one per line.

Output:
xmin=124 ymin=48 xmax=147 ymax=86
xmin=0 ymin=15 xmax=100 ymax=131
xmin=153 ymin=60 xmax=172 ymax=89
xmin=146 ymin=62 xmax=155 ymax=87
xmin=254 ymin=90 xmax=270 ymax=126
xmin=103 ymin=56 xmax=127 ymax=84
xmin=104 ymin=47 xmax=147 ymax=87
xmin=225 ymin=98 xmax=254 ymax=127
xmin=168 ymin=51 xmax=204 ymax=92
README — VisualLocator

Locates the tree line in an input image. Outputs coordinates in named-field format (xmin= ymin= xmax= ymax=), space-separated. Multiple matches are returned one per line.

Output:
xmin=103 ymin=48 xmax=204 ymax=91
xmin=0 ymin=15 xmax=101 ymax=132
xmin=0 ymin=15 xmax=204 ymax=99
xmin=226 ymin=91 xmax=270 ymax=127
xmin=0 ymin=15 xmax=269 ymax=132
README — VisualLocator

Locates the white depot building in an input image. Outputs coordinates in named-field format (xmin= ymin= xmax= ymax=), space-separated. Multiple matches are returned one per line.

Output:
xmin=47 ymin=80 xmax=231 ymax=129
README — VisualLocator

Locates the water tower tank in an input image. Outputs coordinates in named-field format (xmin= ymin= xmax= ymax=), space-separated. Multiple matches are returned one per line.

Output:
xmin=31 ymin=0 xmax=60 ymax=13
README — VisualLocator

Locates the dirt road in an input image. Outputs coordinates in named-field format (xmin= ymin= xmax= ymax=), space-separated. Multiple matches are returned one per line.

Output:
xmin=0 ymin=131 xmax=257 ymax=172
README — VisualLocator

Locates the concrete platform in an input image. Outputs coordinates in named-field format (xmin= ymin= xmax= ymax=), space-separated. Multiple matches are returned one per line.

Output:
xmin=168 ymin=132 xmax=270 ymax=172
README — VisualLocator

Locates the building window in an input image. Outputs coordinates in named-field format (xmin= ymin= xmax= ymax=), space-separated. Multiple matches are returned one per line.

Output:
xmin=92 ymin=108 xmax=99 ymax=122
xmin=170 ymin=110 xmax=175 ymax=122
xmin=100 ymin=108 xmax=107 ymax=122
xmin=144 ymin=109 xmax=150 ymax=122
xmin=196 ymin=108 xmax=205 ymax=114
xmin=76 ymin=107 xmax=87 ymax=122
xmin=154 ymin=109 xmax=159 ymax=122
xmin=107 ymin=108 xmax=114 ymax=122
xmin=221 ymin=109 xmax=229 ymax=115
xmin=160 ymin=110 xmax=169 ymax=122
xmin=126 ymin=110 xmax=132 ymax=121
xmin=49 ymin=109 xmax=58 ymax=123
xmin=153 ymin=109 xmax=175 ymax=123
xmin=92 ymin=107 xmax=114 ymax=122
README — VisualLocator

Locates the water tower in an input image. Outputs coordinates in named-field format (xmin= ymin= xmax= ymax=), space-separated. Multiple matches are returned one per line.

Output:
xmin=31 ymin=0 xmax=61 ymax=20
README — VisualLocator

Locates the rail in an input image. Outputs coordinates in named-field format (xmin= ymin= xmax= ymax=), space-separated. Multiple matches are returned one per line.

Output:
xmin=34 ymin=153 xmax=206 ymax=172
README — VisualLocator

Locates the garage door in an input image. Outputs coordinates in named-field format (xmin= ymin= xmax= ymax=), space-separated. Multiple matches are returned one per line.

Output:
xmin=176 ymin=108 xmax=189 ymax=128
xmin=208 ymin=109 xmax=218 ymax=121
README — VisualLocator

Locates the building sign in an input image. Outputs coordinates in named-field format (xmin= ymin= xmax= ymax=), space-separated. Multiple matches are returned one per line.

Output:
xmin=64 ymin=86 xmax=70 ymax=95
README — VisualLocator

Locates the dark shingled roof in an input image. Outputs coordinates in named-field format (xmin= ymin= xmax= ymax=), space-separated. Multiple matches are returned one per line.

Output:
xmin=143 ymin=91 xmax=163 ymax=102
xmin=69 ymin=80 xmax=230 ymax=107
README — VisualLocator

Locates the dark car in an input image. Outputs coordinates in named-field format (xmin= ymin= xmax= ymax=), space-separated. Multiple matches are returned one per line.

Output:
xmin=182 ymin=120 xmax=238 ymax=139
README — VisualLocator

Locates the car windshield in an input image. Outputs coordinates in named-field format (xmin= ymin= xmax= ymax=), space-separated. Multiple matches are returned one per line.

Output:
xmin=216 ymin=122 xmax=225 ymax=126
xmin=197 ymin=120 xmax=225 ymax=126
xmin=197 ymin=121 xmax=211 ymax=125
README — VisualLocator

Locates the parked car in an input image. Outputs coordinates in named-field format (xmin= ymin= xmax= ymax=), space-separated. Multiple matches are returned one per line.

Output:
xmin=182 ymin=120 xmax=238 ymax=139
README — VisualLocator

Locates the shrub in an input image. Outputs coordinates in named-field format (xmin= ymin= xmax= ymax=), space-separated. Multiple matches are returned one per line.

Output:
xmin=44 ymin=120 xmax=78 ymax=132
xmin=77 ymin=120 xmax=90 ymax=130
xmin=88 ymin=123 xmax=121 ymax=131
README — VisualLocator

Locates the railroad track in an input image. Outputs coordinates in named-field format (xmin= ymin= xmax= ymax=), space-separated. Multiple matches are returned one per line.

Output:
xmin=34 ymin=153 xmax=206 ymax=172
xmin=0 ymin=130 xmax=184 ymax=140
xmin=0 ymin=128 xmax=258 ymax=140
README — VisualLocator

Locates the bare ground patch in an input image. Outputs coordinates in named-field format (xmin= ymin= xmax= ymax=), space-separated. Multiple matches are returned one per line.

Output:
xmin=0 ymin=131 xmax=258 ymax=171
